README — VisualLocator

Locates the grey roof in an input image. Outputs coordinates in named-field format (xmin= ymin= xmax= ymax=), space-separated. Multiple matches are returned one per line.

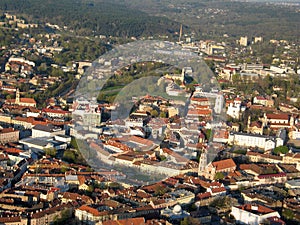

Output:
xmin=33 ymin=124 xmax=62 ymax=132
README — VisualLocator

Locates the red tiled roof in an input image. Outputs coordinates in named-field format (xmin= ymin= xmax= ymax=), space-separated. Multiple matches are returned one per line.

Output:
xmin=190 ymin=97 xmax=209 ymax=102
xmin=240 ymin=164 xmax=263 ymax=174
xmin=0 ymin=128 xmax=17 ymax=133
xmin=237 ymin=204 xmax=275 ymax=215
xmin=0 ymin=216 xmax=21 ymax=223
xmin=210 ymin=181 xmax=223 ymax=187
xmin=78 ymin=175 xmax=86 ymax=185
xmin=211 ymin=187 xmax=226 ymax=193
xmin=197 ymin=192 xmax=211 ymax=199
xmin=20 ymin=98 xmax=36 ymax=104
xmin=102 ymin=217 xmax=145 ymax=225
xmin=293 ymin=153 xmax=300 ymax=159
xmin=212 ymin=158 xmax=236 ymax=171
xmin=266 ymin=113 xmax=289 ymax=120
xmin=227 ymin=171 xmax=242 ymax=177
xmin=250 ymin=121 xmax=262 ymax=128
xmin=77 ymin=205 xmax=100 ymax=216
xmin=6 ymin=98 xmax=36 ymax=104
xmin=187 ymin=109 xmax=212 ymax=116
xmin=0 ymin=153 xmax=9 ymax=161
xmin=255 ymin=96 xmax=266 ymax=100
xmin=258 ymin=172 xmax=286 ymax=179
xmin=267 ymin=216 xmax=286 ymax=225
xmin=3 ymin=148 xmax=23 ymax=154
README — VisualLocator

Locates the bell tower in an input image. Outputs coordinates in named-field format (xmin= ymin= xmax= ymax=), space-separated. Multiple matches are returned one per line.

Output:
xmin=198 ymin=149 xmax=208 ymax=177
xmin=15 ymin=88 xmax=20 ymax=104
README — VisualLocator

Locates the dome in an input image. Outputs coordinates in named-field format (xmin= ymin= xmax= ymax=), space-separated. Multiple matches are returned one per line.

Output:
xmin=173 ymin=204 xmax=182 ymax=214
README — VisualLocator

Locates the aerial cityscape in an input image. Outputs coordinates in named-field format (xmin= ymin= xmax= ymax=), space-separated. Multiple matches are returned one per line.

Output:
xmin=0 ymin=0 xmax=299 ymax=224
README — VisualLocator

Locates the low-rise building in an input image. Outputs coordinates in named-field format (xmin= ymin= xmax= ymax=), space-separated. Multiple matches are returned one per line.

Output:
xmin=200 ymin=158 xmax=236 ymax=180
xmin=75 ymin=205 xmax=110 ymax=224
xmin=228 ymin=132 xmax=283 ymax=151
xmin=0 ymin=128 xmax=19 ymax=144
xmin=32 ymin=124 xmax=65 ymax=138
xmin=231 ymin=204 xmax=282 ymax=225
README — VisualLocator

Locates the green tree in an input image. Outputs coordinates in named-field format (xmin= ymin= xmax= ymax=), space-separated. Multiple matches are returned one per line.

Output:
xmin=159 ymin=111 xmax=167 ymax=118
xmin=273 ymin=146 xmax=289 ymax=155
xmin=108 ymin=182 xmax=122 ymax=191
xmin=53 ymin=208 xmax=72 ymax=225
xmin=50 ymin=68 xmax=64 ymax=77
xmin=44 ymin=148 xmax=57 ymax=157
xmin=63 ymin=150 xmax=76 ymax=163
xmin=175 ymin=79 xmax=182 ymax=86
xmin=154 ymin=185 xmax=169 ymax=196
xmin=61 ymin=166 xmax=69 ymax=173
xmin=215 ymin=172 xmax=225 ymax=180
xmin=38 ymin=63 xmax=48 ymax=72
xmin=180 ymin=216 xmax=201 ymax=225
xmin=150 ymin=109 xmax=159 ymax=117
xmin=70 ymin=138 xmax=79 ymax=149
xmin=282 ymin=208 xmax=295 ymax=220
xmin=87 ymin=185 xmax=94 ymax=193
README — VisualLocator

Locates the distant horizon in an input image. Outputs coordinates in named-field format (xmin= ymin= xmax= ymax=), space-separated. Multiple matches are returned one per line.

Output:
xmin=233 ymin=0 xmax=300 ymax=3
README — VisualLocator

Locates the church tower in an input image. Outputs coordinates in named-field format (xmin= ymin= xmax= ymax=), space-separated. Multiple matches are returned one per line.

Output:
xmin=247 ymin=116 xmax=251 ymax=133
xmin=198 ymin=149 xmax=208 ymax=177
xmin=15 ymin=88 xmax=20 ymax=104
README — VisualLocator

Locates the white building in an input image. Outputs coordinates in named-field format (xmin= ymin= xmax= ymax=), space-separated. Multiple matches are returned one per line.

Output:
xmin=72 ymin=98 xmax=101 ymax=127
xmin=229 ymin=132 xmax=283 ymax=151
xmin=125 ymin=118 xmax=143 ymax=128
xmin=32 ymin=124 xmax=65 ymax=138
xmin=227 ymin=102 xmax=241 ymax=119
xmin=231 ymin=204 xmax=281 ymax=225
xmin=19 ymin=137 xmax=68 ymax=152
xmin=75 ymin=205 xmax=102 ymax=224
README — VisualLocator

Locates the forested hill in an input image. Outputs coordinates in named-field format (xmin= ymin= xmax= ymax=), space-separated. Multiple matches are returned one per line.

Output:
xmin=0 ymin=0 xmax=181 ymax=38
xmin=112 ymin=0 xmax=300 ymax=41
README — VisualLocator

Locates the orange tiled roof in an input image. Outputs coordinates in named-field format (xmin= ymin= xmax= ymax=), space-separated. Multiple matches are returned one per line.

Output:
xmin=212 ymin=158 xmax=236 ymax=171
xmin=211 ymin=187 xmax=226 ymax=193
xmin=102 ymin=217 xmax=145 ymax=225
xmin=6 ymin=98 xmax=36 ymax=104
xmin=0 ymin=128 xmax=16 ymax=133
xmin=190 ymin=97 xmax=209 ymax=102
xmin=20 ymin=98 xmax=36 ymax=104
xmin=238 ymin=204 xmax=275 ymax=215
xmin=187 ymin=109 xmax=212 ymax=116
xmin=197 ymin=192 xmax=211 ymax=199
xmin=78 ymin=205 xmax=100 ymax=217
xmin=0 ymin=216 xmax=21 ymax=223
xmin=266 ymin=113 xmax=289 ymax=120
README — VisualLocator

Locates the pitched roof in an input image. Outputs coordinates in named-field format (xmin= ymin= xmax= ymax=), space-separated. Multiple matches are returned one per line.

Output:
xmin=102 ymin=217 xmax=145 ymax=225
xmin=258 ymin=172 xmax=286 ymax=179
xmin=240 ymin=164 xmax=263 ymax=174
xmin=237 ymin=204 xmax=275 ymax=215
xmin=212 ymin=158 xmax=236 ymax=171
xmin=77 ymin=205 xmax=100 ymax=217
xmin=20 ymin=98 xmax=36 ymax=104
xmin=197 ymin=192 xmax=212 ymax=200
xmin=6 ymin=98 xmax=36 ymax=104
xmin=266 ymin=113 xmax=289 ymax=120
xmin=267 ymin=216 xmax=286 ymax=225
xmin=211 ymin=187 xmax=226 ymax=194
xmin=0 ymin=216 xmax=21 ymax=223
